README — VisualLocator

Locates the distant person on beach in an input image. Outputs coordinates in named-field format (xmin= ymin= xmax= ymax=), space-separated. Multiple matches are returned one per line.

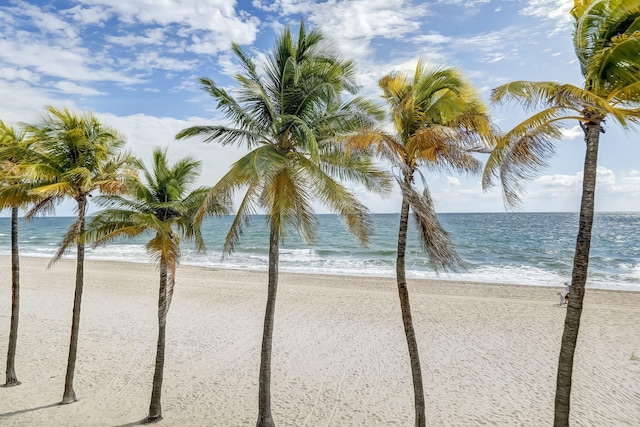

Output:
xmin=564 ymin=281 xmax=571 ymax=304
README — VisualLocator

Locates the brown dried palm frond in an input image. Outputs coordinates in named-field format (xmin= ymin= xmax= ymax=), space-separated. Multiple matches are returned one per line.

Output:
xmin=398 ymin=174 xmax=463 ymax=273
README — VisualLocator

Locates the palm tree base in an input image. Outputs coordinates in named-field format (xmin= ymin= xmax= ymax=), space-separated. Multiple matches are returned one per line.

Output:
xmin=256 ymin=415 xmax=275 ymax=427
xmin=141 ymin=415 xmax=163 ymax=424
xmin=2 ymin=379 xmax=21 ymax=387
xmin=60 ymin=392 xmax=77 ymax=405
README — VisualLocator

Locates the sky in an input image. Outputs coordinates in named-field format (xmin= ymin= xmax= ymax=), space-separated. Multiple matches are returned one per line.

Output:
xmin=1 ymin=0 xmax=639 ymax=216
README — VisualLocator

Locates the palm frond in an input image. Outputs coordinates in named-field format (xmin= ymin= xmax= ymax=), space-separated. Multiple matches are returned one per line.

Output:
xmin=222 ymin=180 xmax=260 ymax=257
xmin=483 ymin=109 xmax=565 ymax=207
xmin=408 ymin=126 xmax=484 ymax=175
xmin=300 ymin=155 xmax=372 ymax=246
xmin=261 ymin=165 xmax=316 ymax=243
xmin=398 ymin=175 xmax=463 ymax=272
xmin=49 ymin=213 xmax=84 ymax=266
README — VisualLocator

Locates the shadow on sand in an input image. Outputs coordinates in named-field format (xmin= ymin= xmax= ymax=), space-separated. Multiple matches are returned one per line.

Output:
xmin=113 ymin=419 xmax=149 ymax=426
xmin=0 ymin=402 xmax=60 ymax=418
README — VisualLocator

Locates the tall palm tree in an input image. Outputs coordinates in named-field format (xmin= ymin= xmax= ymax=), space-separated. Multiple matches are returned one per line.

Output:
xmin=482 ymin=1 xmax=640 ymax=425
xmin=349 ymin=62 xmax=493 ymax=426
xmin=86 ymin=148 xmax=228 ymax=423
xmin=24 ymin=106 xmax=135 ymax=404
xmin=177 ymin=22 xmax=390 ymax=427
xmin=0 ymin=120 xmax=48 ymax=387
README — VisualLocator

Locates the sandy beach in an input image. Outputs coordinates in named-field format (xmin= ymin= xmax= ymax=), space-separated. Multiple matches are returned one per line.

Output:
xmin=0 ymin=256 xmax=639 ymax=426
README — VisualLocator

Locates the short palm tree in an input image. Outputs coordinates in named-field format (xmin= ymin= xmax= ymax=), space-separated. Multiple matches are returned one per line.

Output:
xmin=349 ymin=62 xmax=493 ymax=426
xmin=86 ymin=148 xmax=228 ymax=423
xmin=177 ymin=22 xmax=390 ymax=427
xmin=482 ymin=1 xmax=640 ymax=425
xmin=24 ymin=106 xmax=135 ymax=404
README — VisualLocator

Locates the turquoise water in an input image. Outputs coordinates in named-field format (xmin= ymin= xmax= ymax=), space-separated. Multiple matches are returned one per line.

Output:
xmin=0 ymin=212 xmax=638 ymax=291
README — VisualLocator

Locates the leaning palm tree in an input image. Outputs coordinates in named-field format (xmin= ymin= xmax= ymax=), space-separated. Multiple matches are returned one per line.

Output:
xmin=86 ymin=148 xmax=228 ymax=423
xmin=0 ymin=120 xmax=47 ymax=387
xmin=348 ymin=62 xmax=493 ymax=426
xmin=482 ymin=1 xmax=640 ymax=425
xmin=24 ymin=106 xmax=135 ymax=404
xmin=177 ymin=22 xmax=390 ymax=427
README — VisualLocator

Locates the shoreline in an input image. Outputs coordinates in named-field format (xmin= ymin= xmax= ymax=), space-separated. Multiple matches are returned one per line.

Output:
xmin=1 ymin=256 xmax=639 ymax=426
xmin=9 ymin=254 xmax=640 ymax=293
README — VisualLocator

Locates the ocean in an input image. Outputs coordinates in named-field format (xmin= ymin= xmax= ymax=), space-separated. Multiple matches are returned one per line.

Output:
xmin=0 ymin=212 xmax=638 ymax=291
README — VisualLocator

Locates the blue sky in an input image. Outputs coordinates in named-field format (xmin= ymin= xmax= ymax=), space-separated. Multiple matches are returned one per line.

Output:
xmin=1 ymin=0 xmax=639 ymax=215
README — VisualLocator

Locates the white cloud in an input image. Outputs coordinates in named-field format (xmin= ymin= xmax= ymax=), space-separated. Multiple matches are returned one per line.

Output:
xmin=13 ymin=0 xmax=80 ymax=40
xmin=105 ymin=28 xmax=167 ymax=47
xmin=64 ymin=4 xmax=110 ymax=26
xmin=535 ymin=173 xmax=580 ymax=188
xmin=216 ymin=53 xmax=243 ymax=79
xmin=0 ymin=36 xmax=140 ymax=84
xmin=413 ymin=33 xmax=452 ymax=44
xmin=0 ymin=80 xmax=79 ymax=124
xmin=436 ymin=0 xmax=490 ymax=5
xmin=561 ymin=125 xmax=582 ymax=140
xmin=523 ymin=166 xmax=640 ymax=211
xmin=536 ymin=167 xmax=616 ymax=189
xmin=77 ymin=0 xmax=261 ymax=52
xmin=54 ymin=81 xmax=107 ymax=96
xmin=447 ymin=176 xmax=461 ymax=186
xmin=0 ymin=67 xmax=39 ymax=82
xmin=520 ymin=0 xmax=573 ymax=35
xmin=126 ymin=51 xmax=198 ymax=72
xmin=263 ymin=0 xmax=431 ymax=63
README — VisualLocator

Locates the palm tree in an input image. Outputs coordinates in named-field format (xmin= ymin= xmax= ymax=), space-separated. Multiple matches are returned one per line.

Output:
xmin=482 ymin=2 xmax=640 ymax=425
xmin=0 ymin=120 xmax=45 ymax=387
xmin=24 ymin=106 xmax=135 ymax=404
xmin=86 ymin=148 xmax=228 ymax=423
xmin=348 ymin=62 xmax=493 ymax=426
xmin=177 ymin=22 xmax=390 ymax=427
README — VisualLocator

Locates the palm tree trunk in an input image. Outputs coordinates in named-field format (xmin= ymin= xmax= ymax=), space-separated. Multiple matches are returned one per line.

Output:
xmin=61 ymin=196 xmax=87 ymax=404
xmin=144 ymin=260 xmax=168 ymax=424
xmin=4 ymin=206 xmax=21 ymax=387
xmin=397 ymin=190 xmax=426 ymax=427
xmin=553 ymin=120 xmax=601 ymax=426
xmin=256 ymin=222 xmax=279 ymax=427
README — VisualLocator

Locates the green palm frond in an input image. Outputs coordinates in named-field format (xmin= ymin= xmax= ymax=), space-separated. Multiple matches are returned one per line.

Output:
xmin=573 ymin=0 xmax=640 ymax=84
xmin=86 ymin=209 xmax=147 ymax=245
xmin=0 ymin=181 xmax=36 ymax=210
xmin=300 ymin=155 xmax=372 ymax=246
xmin=588 ymin=32 xmax=640 ymax=90
xmin=317 ymin=143 xmax=392 ymax=193
xmin=491 ymin=81 xmax=566 ymax=110
xmin=0 ymin=120 xmax=42 ymax=211
xmin=222 ymin=180 xmax=260 ymax=257
xmin=262 ymin=165 xmax=316 ymax=243
xmin=608 ymin=80 xmax=640 ymax=104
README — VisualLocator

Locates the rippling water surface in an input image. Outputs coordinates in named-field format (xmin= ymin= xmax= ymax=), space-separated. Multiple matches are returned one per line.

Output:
xmin=1 ymin=212 xmax=638 ymax=291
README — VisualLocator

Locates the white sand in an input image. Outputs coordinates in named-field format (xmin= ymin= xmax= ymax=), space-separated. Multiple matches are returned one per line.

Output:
xmin=0 ymin=255 xmax=639 ymax=426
